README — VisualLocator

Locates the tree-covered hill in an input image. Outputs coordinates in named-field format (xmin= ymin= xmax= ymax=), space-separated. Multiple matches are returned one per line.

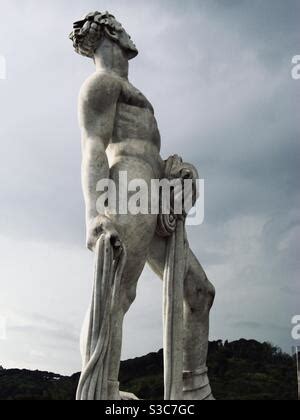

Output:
xmin=0 ymin=340 xmax=297 ymax=400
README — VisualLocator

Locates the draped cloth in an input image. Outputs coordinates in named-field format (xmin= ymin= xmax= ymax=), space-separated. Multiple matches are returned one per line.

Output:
xmin=156 ymin=155 xmax=199 ymax=401
xmin=76 ymin=235 xmax=127 ymax=400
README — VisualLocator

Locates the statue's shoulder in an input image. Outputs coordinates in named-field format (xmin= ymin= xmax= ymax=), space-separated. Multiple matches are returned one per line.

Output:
xmin=79 ymin=71 xmax=122 ymax=106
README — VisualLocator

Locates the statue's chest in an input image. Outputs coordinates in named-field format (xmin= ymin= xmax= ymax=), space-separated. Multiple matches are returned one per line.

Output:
xmin=119 ymin=82 xmax=153 ymax=112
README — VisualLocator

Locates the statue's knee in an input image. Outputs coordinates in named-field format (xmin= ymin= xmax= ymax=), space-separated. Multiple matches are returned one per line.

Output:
xmin=185 ymin=273 xmax=215 ymax=315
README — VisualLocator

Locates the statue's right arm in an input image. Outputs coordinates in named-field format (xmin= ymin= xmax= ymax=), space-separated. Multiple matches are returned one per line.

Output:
xmin=78 ymin=73 xmax=121 ymax=248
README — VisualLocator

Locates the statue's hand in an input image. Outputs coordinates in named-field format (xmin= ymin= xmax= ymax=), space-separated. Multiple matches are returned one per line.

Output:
xmin=86 ymin=216 xmax=122 ymax=255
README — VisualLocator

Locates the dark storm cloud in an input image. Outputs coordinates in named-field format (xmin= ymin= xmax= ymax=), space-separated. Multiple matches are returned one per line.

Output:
xmin=0 ymin=0 xmax=299 ymax=372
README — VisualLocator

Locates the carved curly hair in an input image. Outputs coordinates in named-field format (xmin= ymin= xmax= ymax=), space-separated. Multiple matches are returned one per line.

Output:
xmin=69 ymin=11 xmax=138 ymax=60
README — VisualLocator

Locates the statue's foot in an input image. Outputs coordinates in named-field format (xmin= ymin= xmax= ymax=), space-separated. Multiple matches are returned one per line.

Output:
xmin=108 ymin=380 xmax=139 ymax=400
xmin=183 ymin=367 xmax=215 ymax=401
xmin=107 ymin=380 xmax=122 ymax=400
xmin=120 ymin=391 xmax=139 ymax=400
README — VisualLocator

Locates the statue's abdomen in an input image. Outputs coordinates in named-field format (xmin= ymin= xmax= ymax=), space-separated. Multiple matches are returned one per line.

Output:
xmin=112 ymin=103 xmax=161 ymax=149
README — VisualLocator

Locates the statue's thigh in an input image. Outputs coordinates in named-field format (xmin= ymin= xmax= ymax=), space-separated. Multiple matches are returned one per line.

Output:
xmin=108 ymin=159 xmax=159 ymax=261
xmin=108 ymin=212 xmax=158 ymax=296
xmin=147 ymin=234 xmax=168 ymax=278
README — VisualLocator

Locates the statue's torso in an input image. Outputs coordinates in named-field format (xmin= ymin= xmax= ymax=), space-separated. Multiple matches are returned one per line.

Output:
xmin=112 ymin=81 xmax=161 ymax=148
xmin=107 ymin=79 xmax=164 ymax=176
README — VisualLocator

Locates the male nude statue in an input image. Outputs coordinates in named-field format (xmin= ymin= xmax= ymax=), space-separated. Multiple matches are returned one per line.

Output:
xmin=70 ymin=12 xmax=215 ymax=400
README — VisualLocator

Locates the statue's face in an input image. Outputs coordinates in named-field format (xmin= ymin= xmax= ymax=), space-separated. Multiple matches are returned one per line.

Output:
xmin=70 ymin=12 xmax=138 ymax=60
xmin=116 ymin=28 xmax=138 ymax=60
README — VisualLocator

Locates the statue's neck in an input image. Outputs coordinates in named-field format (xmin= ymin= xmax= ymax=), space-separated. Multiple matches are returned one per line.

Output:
xmin=94 ymin=39 xmax=129 ymax=79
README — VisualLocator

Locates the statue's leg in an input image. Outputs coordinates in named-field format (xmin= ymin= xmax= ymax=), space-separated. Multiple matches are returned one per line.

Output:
xmin=103 ymin=160 xmax=160 ymax=399
xmin=80 ymin=230 xmax=156 ymax=400
xmin=106 ymin=253 xmax=148 ymax=400
xmin=147 ymin=235 xmax=215 ymax=400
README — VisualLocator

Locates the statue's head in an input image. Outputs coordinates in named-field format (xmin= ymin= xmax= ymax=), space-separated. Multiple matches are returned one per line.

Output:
xmin=69 ymin=11 xmax=138 ymax=60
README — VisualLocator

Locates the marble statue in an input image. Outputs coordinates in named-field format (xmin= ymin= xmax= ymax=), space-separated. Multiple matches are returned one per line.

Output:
xmin=70 ymin=11 xmax=215 ymax=401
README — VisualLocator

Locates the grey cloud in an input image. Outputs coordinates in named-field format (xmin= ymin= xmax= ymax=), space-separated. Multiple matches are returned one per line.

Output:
xmin=233 ymin=321 xmax=262 ymax=330
xmin=9 ymin=311 xmax=79 ymax=345
xmin=10 ymin=325 xmax=78 ymax=345
xmin=0 ymin=0 xmax=299 ymax=372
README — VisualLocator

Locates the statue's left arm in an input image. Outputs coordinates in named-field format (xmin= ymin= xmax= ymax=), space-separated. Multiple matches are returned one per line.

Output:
xmin=78 ymin=72 xmax=121 ymax=250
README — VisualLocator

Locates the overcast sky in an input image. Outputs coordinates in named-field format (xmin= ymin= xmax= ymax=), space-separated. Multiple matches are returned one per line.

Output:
xmin=0 ymin=0 xmax=299 ymax=375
